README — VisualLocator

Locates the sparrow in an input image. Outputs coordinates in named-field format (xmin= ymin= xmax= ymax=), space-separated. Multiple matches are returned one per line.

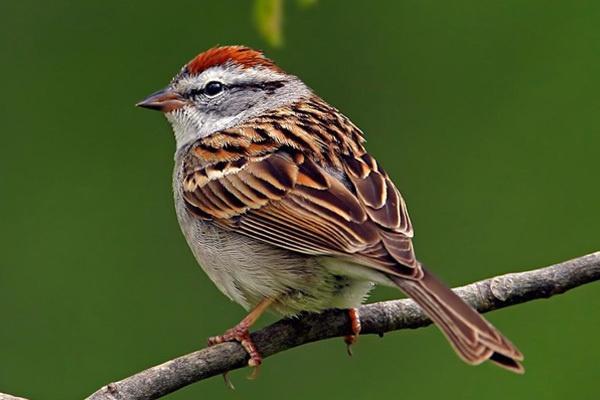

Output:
xmin=137 ymin=46 xmax=524 ymax=373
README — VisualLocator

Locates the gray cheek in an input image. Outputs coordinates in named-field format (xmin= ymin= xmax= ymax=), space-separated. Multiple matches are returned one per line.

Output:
xmin=210 ymin=90 xmax=267 ymax=118
xmin=168 ymin=77 xmax=312 ymax=149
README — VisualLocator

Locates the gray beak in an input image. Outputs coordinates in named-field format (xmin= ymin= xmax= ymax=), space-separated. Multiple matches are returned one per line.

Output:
xmin=136 ymin=88 xmax=187 ymax=112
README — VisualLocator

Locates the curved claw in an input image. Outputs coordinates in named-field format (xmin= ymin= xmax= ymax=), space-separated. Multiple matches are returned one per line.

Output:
xmin=223 ymin=372 xmax=235 ymax=390
xmin=343 ymin=308 xmax=361 ymax=357
xmin=206 ymin=297 xmax=274 ymax=386
xmin=208 ymin=322 xmax=263 ymax=367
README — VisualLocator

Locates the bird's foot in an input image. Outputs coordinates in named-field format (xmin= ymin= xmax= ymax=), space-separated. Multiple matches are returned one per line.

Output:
xmin=208 ymin=321 xmax=263 ymax=368
xmin=343 ymin=308 xmax=361 ymax=356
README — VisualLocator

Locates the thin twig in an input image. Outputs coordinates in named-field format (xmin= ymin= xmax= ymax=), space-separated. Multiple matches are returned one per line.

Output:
xmin=2 ymin=252 xmax=599 ymax=400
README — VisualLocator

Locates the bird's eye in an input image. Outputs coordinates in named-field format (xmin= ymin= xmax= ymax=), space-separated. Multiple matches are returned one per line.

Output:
xmin=204 ymin=81 xmax=224 ymax=97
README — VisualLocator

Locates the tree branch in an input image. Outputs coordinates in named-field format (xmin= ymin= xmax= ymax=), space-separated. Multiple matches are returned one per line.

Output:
xmin=0 ymin=394 xmax=30 ymax=400
xmin=2 ymin=252 xmax=599 ymax=400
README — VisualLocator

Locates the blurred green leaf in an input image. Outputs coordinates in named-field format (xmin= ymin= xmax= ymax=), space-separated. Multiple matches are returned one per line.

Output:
xmin=254 ymin=0 xmax=283 ymax=47
xmin=297 ymin=0 xmax=318 ymax=8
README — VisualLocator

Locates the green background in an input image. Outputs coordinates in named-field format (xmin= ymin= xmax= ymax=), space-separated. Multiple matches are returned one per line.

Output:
xmin=1 ymin=1 xmax=599 ymax=399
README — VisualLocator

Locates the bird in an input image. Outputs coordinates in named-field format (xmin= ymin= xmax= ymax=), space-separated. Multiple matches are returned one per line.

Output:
xmin=137 ymin=45 xmax=524 ymax=373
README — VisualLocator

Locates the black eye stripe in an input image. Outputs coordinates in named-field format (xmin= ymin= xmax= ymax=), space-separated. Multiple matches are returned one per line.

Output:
xmin=184 ymin=80 xmax=286 ymax=98
xmin=187 ymin=88 xmax=203 ymax=97
xmin=228 ymin=80 xmax=286 ymax=92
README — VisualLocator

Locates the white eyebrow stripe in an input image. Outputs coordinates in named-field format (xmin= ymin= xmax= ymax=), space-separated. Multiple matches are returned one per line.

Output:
xmin=175 ymin=64 xmax=291 ymax=93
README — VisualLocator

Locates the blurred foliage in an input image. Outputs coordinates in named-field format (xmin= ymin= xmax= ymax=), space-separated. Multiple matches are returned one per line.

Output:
xmin=254 ymin=0 xmax=317 ymax=47
xmin=254 ymin=0 xmax=283 ymax=47
xmin=296 ymin=0 xmax=318 ymax=8
xmin=1 ymin=1 xmax=599 ymax=400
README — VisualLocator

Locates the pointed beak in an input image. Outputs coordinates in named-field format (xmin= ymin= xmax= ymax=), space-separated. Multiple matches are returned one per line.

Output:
xmin=136 ymin=88 xmax=186 ymax=112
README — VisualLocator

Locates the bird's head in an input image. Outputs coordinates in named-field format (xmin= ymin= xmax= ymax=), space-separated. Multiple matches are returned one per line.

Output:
xmin=137 ymin=46 xmax=311 ymax=147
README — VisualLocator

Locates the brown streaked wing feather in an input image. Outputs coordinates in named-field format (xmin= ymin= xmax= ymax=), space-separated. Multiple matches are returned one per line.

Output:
xmin=183 ymin=149 xmax=382 ymax=257
xmin=341 ymin=151 xmax=416 ymax=271
xmin=379 ymin=231 xmax=421 ymax=277
xmin=342 ymin=153 xmax=413 ymax=236
xmin=181 ymin=97 xmax=419 ymax=277
xmin=252 ymin=201 xmax=363 ymax=252
xmin=183 ymin=152 xmax=298 ymax=219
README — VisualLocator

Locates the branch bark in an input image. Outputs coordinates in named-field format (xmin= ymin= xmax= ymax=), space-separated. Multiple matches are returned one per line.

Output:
xmin=0 ymin=394 xmax=30 ymax=400
xmin=2 ymin=252 xmax=599 ymax=400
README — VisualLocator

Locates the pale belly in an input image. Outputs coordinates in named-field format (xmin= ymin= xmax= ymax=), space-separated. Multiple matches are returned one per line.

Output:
xmin=175 ymin=202 xmax=374 ymax=316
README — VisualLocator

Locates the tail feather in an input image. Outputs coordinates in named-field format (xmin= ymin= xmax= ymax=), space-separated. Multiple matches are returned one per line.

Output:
xmin=391 ymin=266 xmax=524 ymax=373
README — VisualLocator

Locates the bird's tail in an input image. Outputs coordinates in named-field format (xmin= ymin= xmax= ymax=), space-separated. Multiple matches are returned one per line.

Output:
xmin=391 ymin=266 xmax=524 ymax=373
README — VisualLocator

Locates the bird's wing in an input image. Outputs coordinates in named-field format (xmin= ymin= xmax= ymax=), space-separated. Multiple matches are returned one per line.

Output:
xmin=180 ymin=99 xmax=420 ymax=279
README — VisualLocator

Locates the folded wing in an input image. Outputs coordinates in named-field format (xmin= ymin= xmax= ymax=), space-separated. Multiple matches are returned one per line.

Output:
xmin=182 ymin=143 xmax=420 ymax=279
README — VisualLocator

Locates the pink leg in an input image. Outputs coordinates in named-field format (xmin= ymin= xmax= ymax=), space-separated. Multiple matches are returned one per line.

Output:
xmin=208 ymin=298 xmax=273 ymax=368
xmin=208 ymin=320 xmax=263 ymax=367
xmin=343 ymin=308 xmax=361 ymax=356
